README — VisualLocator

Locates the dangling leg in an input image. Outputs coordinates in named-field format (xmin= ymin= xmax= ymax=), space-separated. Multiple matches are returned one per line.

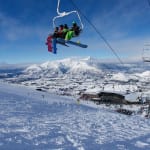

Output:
xmin=65 ymin=31 xmax=74 ymax=41
xmin=52 ymin=38 xmax=57 ymax=54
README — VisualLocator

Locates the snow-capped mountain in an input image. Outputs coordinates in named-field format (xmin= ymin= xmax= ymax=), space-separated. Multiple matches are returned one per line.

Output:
xmin=24 ymin=57 xmax=150 ymax=75
xmin=24 ymin=57 xmax=102 ymax=76
xmin=21 ymin=57 xmax=150 ymax=82
xmin=0 ymin=57 xmax=150 ymax=99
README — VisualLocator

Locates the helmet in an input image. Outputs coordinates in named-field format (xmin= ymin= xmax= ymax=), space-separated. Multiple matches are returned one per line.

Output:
xmin=59 ymin=24 xmax=64 ymax=28
xmin=72 ymin=21 xmax=76 ymax=24
xmin=72 ymin=21 xmax=77 ymax=27
xmin=55 ymin=27 xmax=59 ymax=30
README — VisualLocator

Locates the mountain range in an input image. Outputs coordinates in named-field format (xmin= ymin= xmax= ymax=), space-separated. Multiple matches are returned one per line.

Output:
xmin=0 ymin=57 xmax=150 ymax=98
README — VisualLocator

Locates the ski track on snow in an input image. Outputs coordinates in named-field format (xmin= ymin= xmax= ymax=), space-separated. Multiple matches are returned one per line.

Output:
xmin=0 ymin=83 xmax=150 ymax=149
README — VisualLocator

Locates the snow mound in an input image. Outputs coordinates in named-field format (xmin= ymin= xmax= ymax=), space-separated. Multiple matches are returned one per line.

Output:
xmin=111 ymin=72 xmax=128 ymax=82
xmin=25 ymin=64 xmax=42 ymax=72
xmin=139 ymin=71 xmax=150 ymax=77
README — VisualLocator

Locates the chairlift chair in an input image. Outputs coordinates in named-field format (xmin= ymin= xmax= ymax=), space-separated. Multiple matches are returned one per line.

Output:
xmin=52 ymin=0 xmax=84 ymax=30
xmin=142 ymin=44 xmax=150 ymax=62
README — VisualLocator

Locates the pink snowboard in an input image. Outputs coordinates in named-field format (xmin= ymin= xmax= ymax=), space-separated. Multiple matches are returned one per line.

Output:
xmin=46 ymin=36 xmax=53 ymax=52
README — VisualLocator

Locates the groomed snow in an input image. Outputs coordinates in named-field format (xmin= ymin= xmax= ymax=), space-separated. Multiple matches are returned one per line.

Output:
xmin=0 ymin=83 xmax=150 ymax=149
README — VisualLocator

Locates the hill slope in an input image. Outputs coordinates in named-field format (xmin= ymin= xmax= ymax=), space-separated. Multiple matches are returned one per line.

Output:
xmin=0 ymin=83 xmax=150 ymax=149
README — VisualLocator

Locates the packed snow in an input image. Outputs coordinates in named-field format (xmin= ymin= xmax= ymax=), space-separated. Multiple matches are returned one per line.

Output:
xmin=0 ymin=83 xmax=150 ymax=149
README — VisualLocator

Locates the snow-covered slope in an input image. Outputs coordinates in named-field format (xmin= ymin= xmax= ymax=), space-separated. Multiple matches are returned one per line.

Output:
xmin=0 ymin=83 xmax=150 ymax=149
xmin=111 ymin=72 xmax=129 ymax=82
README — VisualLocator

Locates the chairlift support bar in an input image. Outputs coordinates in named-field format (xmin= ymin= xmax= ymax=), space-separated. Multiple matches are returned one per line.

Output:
xmin=53 ymin=0 xmax=84 ymax=30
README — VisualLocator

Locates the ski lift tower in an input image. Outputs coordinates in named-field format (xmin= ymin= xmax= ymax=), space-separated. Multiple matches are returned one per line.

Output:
xmin=142 ymin=44 xmax=150 ymax=62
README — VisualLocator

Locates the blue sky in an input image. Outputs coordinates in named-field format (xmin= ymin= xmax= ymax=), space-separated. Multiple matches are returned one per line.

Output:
xmin=0 ymin=0 xmax=150 ymax=64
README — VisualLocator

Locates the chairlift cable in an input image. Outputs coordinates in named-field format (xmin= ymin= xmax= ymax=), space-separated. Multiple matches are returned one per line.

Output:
xmin=70 ymin=0 xmax=124 ymax=65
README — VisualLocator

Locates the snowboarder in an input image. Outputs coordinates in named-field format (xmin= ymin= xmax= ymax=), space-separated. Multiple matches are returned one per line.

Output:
xmin=58 ymin=24 xmax=64 ymax=38
xmin=62 ymin=24 xmax=69 ymax=39
xmin=65 ymin=21 xmax=81 ymax=41
xmin=53 ymin=27 xmax=59 ymax=38
xmin=71 ymin=21 xmax=81 ymax=36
